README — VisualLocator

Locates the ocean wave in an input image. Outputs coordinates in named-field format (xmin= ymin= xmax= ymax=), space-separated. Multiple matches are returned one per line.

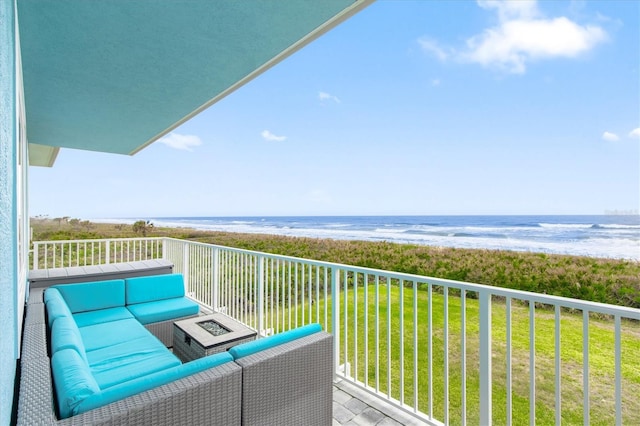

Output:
xmin=595 ymin=224 xmax=640 ymax=229
xmin=539 ymin=223 xmax=594 ymax=229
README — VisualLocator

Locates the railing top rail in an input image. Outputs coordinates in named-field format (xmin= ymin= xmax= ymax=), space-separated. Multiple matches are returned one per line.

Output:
xmin=35 ymin=237 xmax=640 ymax=319
xmin=33 ymin=237 xmax=164 ymax=245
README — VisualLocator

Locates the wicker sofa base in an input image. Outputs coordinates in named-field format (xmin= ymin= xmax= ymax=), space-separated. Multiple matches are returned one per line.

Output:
xmin=145 ymin=315 xmax=198 ymax=348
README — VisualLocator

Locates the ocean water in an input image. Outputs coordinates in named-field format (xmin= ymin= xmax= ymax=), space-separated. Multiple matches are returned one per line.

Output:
xmin=99 ymin=215 xmax=640 ymax=260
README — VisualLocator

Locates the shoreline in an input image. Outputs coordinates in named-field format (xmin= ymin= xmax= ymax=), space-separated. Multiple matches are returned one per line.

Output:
xmin=90 ymin=216 xmax=640 ymax=262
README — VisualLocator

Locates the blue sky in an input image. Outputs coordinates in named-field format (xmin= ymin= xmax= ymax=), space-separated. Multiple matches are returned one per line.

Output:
xmin=30 ymin=0 xmax=639 ymax=219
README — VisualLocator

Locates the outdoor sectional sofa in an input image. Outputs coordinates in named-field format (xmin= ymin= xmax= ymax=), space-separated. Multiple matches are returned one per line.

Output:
xmin=17 ymin=273 xmax=333 ymax=425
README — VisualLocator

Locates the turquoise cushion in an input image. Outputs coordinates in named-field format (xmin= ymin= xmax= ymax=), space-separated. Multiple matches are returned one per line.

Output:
xmin=88 ymin=336 xmax=181 ymax=389
xmin=228 ymin=323 xmax=322 ymax=359
xmin=73 ymin=307 xmax=134 ymax=327
xmin=44 ymin=289 xmax=73 ymax=328
xmin=125 ymin=274 xmax=185 ymax=304
xmin=77 ymin=352 xmax=234 ymax=415
xmin=44 ymin=287 xmax=64 ymax=304
xmin=126 ymin=297 xmax=199 ymax=325
xmin=51 ymin=317 xmax=88 ymax=364
xmin=52 ymin=280 xmax=125 ymax=313
xmin=79 ymin=318 xmax=150 ymax=352
xmin=51 ymin=348 xmax=100 ymax=419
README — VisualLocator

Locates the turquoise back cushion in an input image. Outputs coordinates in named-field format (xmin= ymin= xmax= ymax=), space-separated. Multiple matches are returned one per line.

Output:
xmin=51 ymin=316 xmax=88 ymax=364
xmin=125 ymin=274 xmax=185 ymax=305
xmin=77 ymin=352 xmax=233 ymax=415
xmin=52 ymin=280 xmax=125 ymax=313
xmin=228 ymin=323 xmax=322 ymax=359
xmin=51 ymin=348 xmax=100 ymax=419
xmin=44 ymin=288 xmax=73 ymax=328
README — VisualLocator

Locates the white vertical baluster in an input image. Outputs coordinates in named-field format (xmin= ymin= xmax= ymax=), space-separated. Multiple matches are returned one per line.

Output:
xmin=428 ymin=283 xmax=433 ymax=418
xmin=413 ymin=280 xmax=418 ymax=412
xmin=583 ymin=310 xmax=590 ymax=425
xmin=257 ymin=255 xmax=265 ymax=337
xmin=529 ymin=301 xmax=535 ymax=426
xmin=354 ymin=272 xmax=359 ymax=382
xmin=332 ymin=267 xmax=341 ymax=377
xmin=506 ymin=297 xmax=512 ymax=426
xmin=365 ymin=273 xmax=369 ymax=388
xmin=444 ymin=286 xmax=449 ymax=424
xmin=212 ymin=248 xmax=219 ymax=311
xmin=615 ymin=315 xmax=622 ymax=426
xmin=461 ymin=289 xmax=467 ymax=426
xmin=479 ymin=289 xmax=492 ymax=426
xmin=387 ymin=276 xmax=391 ymax=400
xmin=375 ymin=275 xmax=380 ymax=393
xmin=555 ymin=304 xmax=561 ymax=426
xmin=399 ymin=279 xmax=404 ymax=405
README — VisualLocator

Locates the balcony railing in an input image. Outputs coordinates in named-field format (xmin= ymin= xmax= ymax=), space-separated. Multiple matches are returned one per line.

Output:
xmin=31 ymin=237 xmax=162 ymax=270
xmin=31 ymin=237 xmax=640 ymax=425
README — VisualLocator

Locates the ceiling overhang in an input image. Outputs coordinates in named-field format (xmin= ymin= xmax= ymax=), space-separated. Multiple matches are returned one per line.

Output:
xmin=18 ymin=0 xmax=373 ymax=165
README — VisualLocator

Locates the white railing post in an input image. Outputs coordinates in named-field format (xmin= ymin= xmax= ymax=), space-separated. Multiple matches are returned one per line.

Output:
xmin=182 ymin=242 xmax=190 ymax=294
xmin=257 ymin=255 xmax=265 ymax=336
xmin=32 ymin=242 xmax=39 ymax=270
xmin=105 ymin=241 xmax=110 ymax=265
xmin=479 ymin=290 xmax=492 ymax=426
xmin=212 ymin=247 xmax=219 ymax=312
xmin=162 ymin=238 xmax=168 ymax=260
xmin=332 ymin=267 xmax=341 ymax=378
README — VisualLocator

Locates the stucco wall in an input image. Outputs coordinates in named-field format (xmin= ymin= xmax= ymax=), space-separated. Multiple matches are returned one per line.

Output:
xmin=0 ymin=0 xmax=18 ymax=423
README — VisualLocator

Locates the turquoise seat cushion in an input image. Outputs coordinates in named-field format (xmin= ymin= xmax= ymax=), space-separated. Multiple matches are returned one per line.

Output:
xmin=77 ymin=352 xmax=234 ymax=416
xmin=87 ymin=336 xmax=181 ymax=389
xmin=73 ymin=307 xmax=134 ymax=328
xmin=126 ymin=297 xmax=199 ymax=325
xmin=51 ymin=316 xmax=88 ymax=363
xmin=44 ymin=289 xmax=73 ymax=328
xmin=125 ymin=274 xmax=185 ymax=304
xmin=52 ymin=280 xmax=125 ymax=313
xmin=51 ymin=348 xmax=100 ymax=419
xmin=79 ymin=318 xmax=150 ymax=352
xmin=228 ymin=323 xmax=322 ymax=359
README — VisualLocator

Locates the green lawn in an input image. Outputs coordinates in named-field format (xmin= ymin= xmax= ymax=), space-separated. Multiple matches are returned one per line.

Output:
xmin=302 ymin=284 xmax=640 ymax=425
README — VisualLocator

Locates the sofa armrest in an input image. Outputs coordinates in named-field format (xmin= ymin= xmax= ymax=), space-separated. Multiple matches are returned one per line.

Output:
xmin=234 ymin=331 xmax=333 ymax=426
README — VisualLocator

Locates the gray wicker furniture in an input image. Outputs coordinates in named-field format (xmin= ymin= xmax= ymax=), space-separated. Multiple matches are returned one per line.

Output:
xmin=234 ymin=331 xmax=333 ymax=426
xmin=18 ymin=288 xmax=242 ymax=425
xmin=173 ymin=314 xmax=257 ymax=362
xmin=18 ymin=287 xmax=334 ymax=425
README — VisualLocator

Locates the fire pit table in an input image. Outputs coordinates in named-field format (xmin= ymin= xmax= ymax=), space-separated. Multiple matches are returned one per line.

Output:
xmin=173 ymin=313 xmax=257 ymax=362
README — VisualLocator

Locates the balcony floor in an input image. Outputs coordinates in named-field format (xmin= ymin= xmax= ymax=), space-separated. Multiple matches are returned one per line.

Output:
xmin=333 ymin=379 xmax=425 ymax=426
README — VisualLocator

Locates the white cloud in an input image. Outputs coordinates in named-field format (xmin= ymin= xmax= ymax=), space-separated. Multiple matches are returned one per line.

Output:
xmin=463 ymin=17 xmax=607 ymax=73
xmin=417 ymin=37 xmax=451 ymax=62
xmin=602 ymin=131 xmax=620 ymax=142
xmin=420 ymin=0 xmax=607 ymax=74
xmin=629 ymin=128 xmax=640 ymax=139
xmin=431 ymin=78 xmax=441 ymax=87
xmin=261 ymin=130 xmax=287 ymax=142
xmin=319 ymin=91 xmax=341 ymax=104
xmin=158 ymin=133 xmax=203 ymax=151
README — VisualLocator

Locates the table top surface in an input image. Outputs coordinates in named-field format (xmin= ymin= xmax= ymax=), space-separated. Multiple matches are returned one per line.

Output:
xmin=174 ymin=313 xmax=257 ymax=348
